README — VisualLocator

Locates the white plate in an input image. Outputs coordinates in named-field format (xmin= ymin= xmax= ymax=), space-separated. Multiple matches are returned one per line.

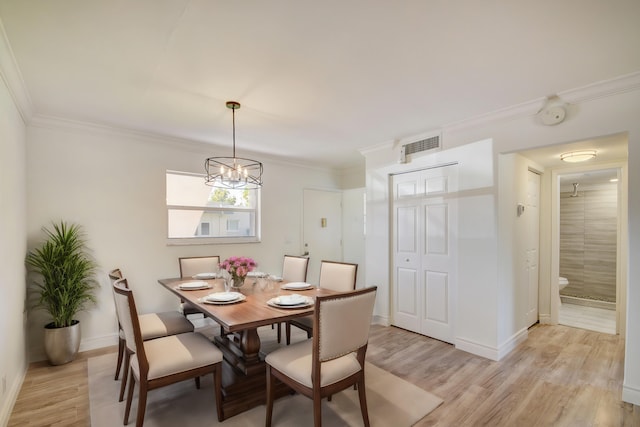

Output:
xmin=275 ymin=294 xmax=306 ymax=305
xmin=267 ymin=295 xmax=313 ymax=309
xmin=192 ymin=272 xmax=217 ymax=279
xmin=204 ymin=291 xmax=243 ymax=302
xmin=247 ymin=271 xmax=268 ymax=278
xmin=200 ymin=293 xmax=246 ymax=305
xmin=281 ymin=282 xmax=313 ymax=290
xmin=178 ymin=281 xmax=211 ymax=290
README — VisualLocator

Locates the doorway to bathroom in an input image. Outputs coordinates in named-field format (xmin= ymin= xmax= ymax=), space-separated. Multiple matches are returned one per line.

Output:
xmin=556 ymin=168 xmax=620 ymax=334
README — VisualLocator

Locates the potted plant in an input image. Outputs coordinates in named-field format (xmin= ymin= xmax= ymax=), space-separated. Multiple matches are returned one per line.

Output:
xmin=25 ymin=221 xmax=98 ymax=365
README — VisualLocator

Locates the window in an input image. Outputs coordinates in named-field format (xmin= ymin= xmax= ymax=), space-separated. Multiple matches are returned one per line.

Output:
xmin=166 ymin=171 xmax=261 ymax=244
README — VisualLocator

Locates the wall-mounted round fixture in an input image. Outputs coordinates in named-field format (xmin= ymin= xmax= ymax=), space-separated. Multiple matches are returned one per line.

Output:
xmin=560 ymin=150 xmax=596 ymax=163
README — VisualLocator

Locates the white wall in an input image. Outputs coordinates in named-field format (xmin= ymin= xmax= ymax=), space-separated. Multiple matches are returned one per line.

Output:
xmin=364 ymin=139 xmax=500 ymax=358
xmin=0 ymin=71 xmax=28 ymax=423
xmin=363 ymin=73 xmax=640 ymax=403
xmin=25 ymin=120 xmax=344 ymax=361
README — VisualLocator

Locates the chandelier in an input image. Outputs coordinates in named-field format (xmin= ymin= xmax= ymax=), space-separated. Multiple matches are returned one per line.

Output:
xmin=205 ymin=101 xmax=263 ymax=189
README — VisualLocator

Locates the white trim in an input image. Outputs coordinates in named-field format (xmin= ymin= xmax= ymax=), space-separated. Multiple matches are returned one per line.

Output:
xmin=455 ymin=337 xmax=500 ymax=361
xmin=622 ymin=384 xmax=640 ymax=406
xmin=28 ymin=113 xmax=342 ymax=171
xmin=497 ymin=328 xmax=529 ymax=360
xmin=372 ymin=314 xmax=390 ymax=326
xmin=359 ymin=72 xmax=640 ymax=158
xmin=78 ymin=332 xmax=119 ymax=353
xmin=0 ymin=15 xmax=33 ymax=122
xmin=538 ymin=314 xmax=552 ymax=325
xmin=0 ymin=359 xmax=27 ymax=427
xmin=456 ymin=328 xmax=528 ymax=361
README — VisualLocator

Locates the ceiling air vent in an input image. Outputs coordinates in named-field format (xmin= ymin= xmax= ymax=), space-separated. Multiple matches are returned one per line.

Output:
xmin=399 ymin=134 xmax=441 ymax=163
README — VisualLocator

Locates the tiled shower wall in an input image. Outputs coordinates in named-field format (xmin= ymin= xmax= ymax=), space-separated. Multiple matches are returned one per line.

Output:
xmin=559 ymin=185 xmax=617 ymax=302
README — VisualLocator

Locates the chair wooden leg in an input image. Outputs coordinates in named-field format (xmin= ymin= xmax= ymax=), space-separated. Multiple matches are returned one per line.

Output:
xmin=195 ymin=376 xmax=200 ymax=389
xmin=285 ymin=322 xmax=291 ymax=345
xmin=357 ymin=375 xmax=370 ymax=427
xmin=265 ymin=366 xmax=274 ymax=427
xmin=313 ymin=393 xmax=322 ymax=427
xmin=115 ymin=336 xmax=125 ymax=380
xmin=135 ymin=382 xmax=148 ymax=427
xmin=124 ymin=371 xmax=135 ymax=425
xmin=214 ymin=365 xmax=223 ymax=422
xmin=119 ymin=350 xmax=131 ymax=402
xmin=276 ymin=322 xmax=281 ymax=343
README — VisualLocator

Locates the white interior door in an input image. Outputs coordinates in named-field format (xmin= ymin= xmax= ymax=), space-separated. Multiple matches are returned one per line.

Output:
xmin=525 ymin=170 xmax=540 ymax=327
xmin=303 ymin=189 xmax=343 ymax=284
xmin=392 ymin=165 xmax=458 ymax=343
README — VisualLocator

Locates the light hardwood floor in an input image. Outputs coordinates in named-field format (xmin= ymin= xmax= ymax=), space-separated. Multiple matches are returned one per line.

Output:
xmin=9 ymin=323 xmax=640 ymax=426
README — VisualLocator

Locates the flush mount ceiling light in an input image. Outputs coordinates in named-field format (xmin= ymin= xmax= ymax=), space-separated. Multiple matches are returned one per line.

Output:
xmin=205 ymin=101 xmax=263 ymax=189
xmin=560 ymin=150 xmax=597 ymax=163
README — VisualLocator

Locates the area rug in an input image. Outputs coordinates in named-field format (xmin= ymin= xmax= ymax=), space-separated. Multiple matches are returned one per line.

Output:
xmin=89 ymin=327 xmax=442 ymax=426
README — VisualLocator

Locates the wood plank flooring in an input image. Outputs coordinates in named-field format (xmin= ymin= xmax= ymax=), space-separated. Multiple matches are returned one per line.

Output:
xmin=9 ymin=323 xmax=640 ymax=426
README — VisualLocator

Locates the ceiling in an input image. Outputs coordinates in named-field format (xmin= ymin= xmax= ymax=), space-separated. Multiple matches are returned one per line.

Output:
xmin=1 ymin=1 xmax=639 ymax=168
xmin=519 ymin=132 xmax=627 ymax=189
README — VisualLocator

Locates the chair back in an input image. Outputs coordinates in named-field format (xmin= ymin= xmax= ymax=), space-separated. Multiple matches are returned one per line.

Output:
xmin=314 ymin=286 xmax=377 ymax=363
xmin=282 ymin=255 xmax=309 ymax=282
xmin=108 ymin=268 xmax=123 ymax=284
xmin=112 ymin=278 xmax=148 ymax=375
xmin=318 ymin=261 xmax=357 ymax=292
xmin=179 ymin=256 xmax=220 ymax=277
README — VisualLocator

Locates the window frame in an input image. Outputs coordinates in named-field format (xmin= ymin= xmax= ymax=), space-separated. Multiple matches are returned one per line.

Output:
xmin=166 ymin=170 xmax=261 ymax=245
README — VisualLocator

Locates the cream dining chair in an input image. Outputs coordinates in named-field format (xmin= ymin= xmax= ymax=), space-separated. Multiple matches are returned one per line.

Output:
xmin=285 ymin=260 xmax=357 ymax=344
xmin=113 ymin=278 xmax=224 ymax=426
xmin=265 ymin=286 xmax=377 ymax=427
xmin=273 ymin=255 xmax=310 ymax=342
xmin=178 ymin=256 xmax=220 ymax=318
xmin=108 ymin=269 xmax=195 ymax=402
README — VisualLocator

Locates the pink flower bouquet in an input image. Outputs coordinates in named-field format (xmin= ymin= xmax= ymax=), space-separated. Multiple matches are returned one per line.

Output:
xmin=219 ymin=256 xmax=257 ymax=286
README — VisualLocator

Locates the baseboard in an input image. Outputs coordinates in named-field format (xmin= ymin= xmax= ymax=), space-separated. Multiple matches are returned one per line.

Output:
xmin=455 ymin=337 xmax=500 ymax=361
xmin=539 ymin=313 xmax=552 ymax=324
xmin=79 ymin=332 xmax=119 ymax=353
xmin=372 ymin=314 xmax=389 ymax=326
xmin=0 ymin=359 xmax=27 ymax=426
xmin=497 ymin=328 xmax=528 ymax=360
xmin=30 ymin=332 xmax=119 ymax=362
xmin=561 ymin=296 xmax=616 ymax=310
xmin=622 ymin=383 xmax=640 ymax=406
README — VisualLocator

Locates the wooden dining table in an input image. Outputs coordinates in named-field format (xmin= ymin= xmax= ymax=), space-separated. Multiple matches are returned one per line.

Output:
xmin=158 ymin=276 xmax=335 ymax=420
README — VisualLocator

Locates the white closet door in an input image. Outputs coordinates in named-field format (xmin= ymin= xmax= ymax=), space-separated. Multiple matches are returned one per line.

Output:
xmin=392 ymin=165 xmax=458 ymax=343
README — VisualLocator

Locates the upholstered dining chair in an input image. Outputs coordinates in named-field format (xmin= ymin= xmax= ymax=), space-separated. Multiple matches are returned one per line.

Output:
xmin=113 ymin=278 xmax=224 ymax=426
xmin=272 ymin=255 xmax=310 ymax=342
xmin=265 ymin=286 xmax=377 ymax=427
xmin=285 ymin=260 xmax=357 ymax=344
xmin=108 ymin=269 xmax=195 ymax=402
xmin=282 ymin=255 xmax=310 ymax=283
xmin=178 ymin=256 xmax=220 ymax=318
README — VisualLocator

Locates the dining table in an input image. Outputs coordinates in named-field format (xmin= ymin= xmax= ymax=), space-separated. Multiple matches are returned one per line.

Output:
xmin=157 ymin=275 xmax=336 ymax=420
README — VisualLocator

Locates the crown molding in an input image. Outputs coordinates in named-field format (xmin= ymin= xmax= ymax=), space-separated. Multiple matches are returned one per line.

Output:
xmin=28 ymin=113 xmax=337 ymax=172
xmin=0 ymin=16 xmax=33 ymax=123
xmin=445 ymin=71 xmax=640 ymax=133
xmin=360 ymin=71 xmax=640 ymax=157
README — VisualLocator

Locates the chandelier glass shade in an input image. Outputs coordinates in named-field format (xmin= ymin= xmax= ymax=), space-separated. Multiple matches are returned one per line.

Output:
xmin=205 ymin=101 xmax=263 ymax=189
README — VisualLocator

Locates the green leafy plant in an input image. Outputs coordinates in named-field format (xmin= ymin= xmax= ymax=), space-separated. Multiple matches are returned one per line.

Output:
xmin=25 ymin=221 xmax=98 ymax=328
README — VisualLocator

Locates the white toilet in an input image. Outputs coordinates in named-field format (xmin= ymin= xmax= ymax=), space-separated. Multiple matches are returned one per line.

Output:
xmin=559 ymin=277 xmax=569 ymax=306
xmin=559 ymin=276 xmax=569 ymax=291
